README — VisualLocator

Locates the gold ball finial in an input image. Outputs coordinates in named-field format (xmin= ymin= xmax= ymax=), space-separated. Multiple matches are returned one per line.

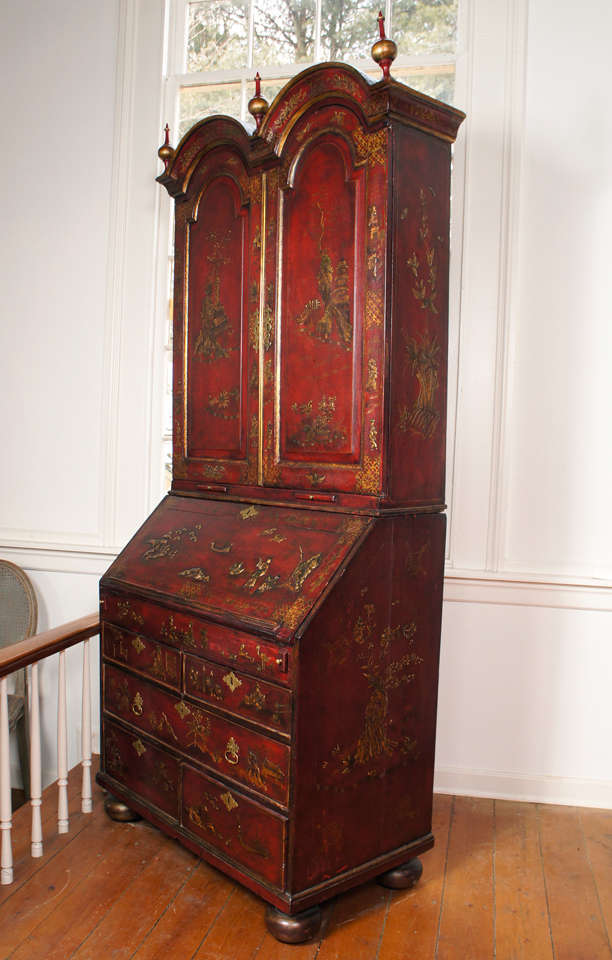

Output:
xmin=371 ymin=11 xmax=397 ymax=80
xmin=248 ymin=73 xmax=269 ymax=131
xmin=158 ymin=124 xmax=174 ymax=171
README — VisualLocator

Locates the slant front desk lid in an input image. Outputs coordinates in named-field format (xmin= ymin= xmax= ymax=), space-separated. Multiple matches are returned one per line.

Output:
xmin=102 ymin=495 xmax=372 ymax=639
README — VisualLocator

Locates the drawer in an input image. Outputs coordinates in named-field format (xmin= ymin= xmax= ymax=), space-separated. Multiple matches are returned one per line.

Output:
xmin=182 ymin=765 xmax=286 ymax=888
xmin=102 ymin=621 xmax=181 ymax=690
xmin=104 ymin=664 xmax=290 ymax=807
xmin=101 ymin=592 xmax=292 ymax=687
xmin=185 ymin=655 xmax=292 ymax=736
xmin=103 ymin=717 xmax=179 ymax=820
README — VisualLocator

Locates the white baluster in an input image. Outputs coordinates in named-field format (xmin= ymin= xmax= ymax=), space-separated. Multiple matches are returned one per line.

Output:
xmin=81 ymin=640 xmax=92 ymax=814
xmin=30 ymin=663 xmax=43 ymax=857
xmin=57 ymin=651 xmax=69 ymax=834
xmin=0 ymin=676 xmax=13 ymax=884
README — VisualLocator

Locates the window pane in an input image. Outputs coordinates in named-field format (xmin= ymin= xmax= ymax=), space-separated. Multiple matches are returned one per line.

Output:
xmin=253 ymin=0 xmax=315 ymax=67
xmin=187 ymin=0 xmax=248 ymax=71
xmin=392 ymin=64 xmax=455 ymax=104
xmin=392 ymin=0 xmax=457 ymax=56
xmin=320 ymin=0 xmax=373 ymax=62
xmin=179 ymin=82 xmax=243 ymax=133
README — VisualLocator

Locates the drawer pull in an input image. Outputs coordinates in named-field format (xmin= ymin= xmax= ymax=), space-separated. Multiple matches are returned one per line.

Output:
xmin=132 ymin=738 xmax=146 ymax=757
xmin=225 ymin=736 xmax=240 ymax=765
xmin=131 ymin=692 xmax=144 ymax=716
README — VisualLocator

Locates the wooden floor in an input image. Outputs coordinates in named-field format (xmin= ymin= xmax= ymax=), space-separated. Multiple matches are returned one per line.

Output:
xmin=1 ymin=763 xmax=611 ymax=960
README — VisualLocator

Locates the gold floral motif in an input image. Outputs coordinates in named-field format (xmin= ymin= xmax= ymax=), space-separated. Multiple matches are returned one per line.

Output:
xmin=242 ymin=683 xmax=267 ymax=712
xmin=116 ymin=600 xmax=144 ymax=627
xmin=202 ymin=463 xmax=225 ymax=480
xmin=229 ymin=561 xmax=246 ymax=576
xmin=400 ymin=333 xmax=441 ymax=439
xmin=194 ymin=229 xmax=235 ymax=361
xmin=290 ymin=396 xmax=346 ymax=450
xmin=261 ymin=528 xmax=287 ymax=543
xmin=220 ymin=791 xmax=238 ymax=812
xmin=239 ymin=504 xmax=259 ymax=520
xmin=365 ymin=289 xmax=384 ymax=328
xmin=105 ymin=729 xmax=125 ymax=775
xmin=271 ymin=87 xmax=308 ymax=129
xmin=366 ymin=358 xmax=378 ymax=392
xmin=306 ymin=471 xmax=326 ymax=486
xmin=205 ymin=388 xmax=239 ymax=420
xmin=273 ymin=597 xmax=311 ymax=632
xmin=355 ymin=456 xmax=380 ymax=494
xmin=178 ymin=567 xmax=210 ymax=585
xmin=186 ymin=708 xmax=211 ymax=753
xmin=149 ymin=710 xmax=179 ymax=743
xmin=143 ymin=523 xmax=202 ymax=561
xmin=109 ymin=676 xmax=130 ymax=714
xmin=247 ymin=415 xmax=259 ymax=485
xmin=249 ymin=177 xmax=262 ymax=203
xmin=132 ymin=738 xmax=146 ymax=758
xmin=287 ymin=547 xmax=322 ymax=592
xmin=294 ymin=203 xmax=352 ymax=350
xmin=246 ymin=750 xmax=284 ymax=792
xmin=150 ymin=647 xmax=178 ymax=683
xmin=161 ymin=616 xmax=195 ymax=649
xmin=369 ymin=419 xmax=379 ymax=452
xmin=337 ymin=515 xmax=370 ymax=544
xmin=152 ymin=760 xmax=175 ymax=793
xmin=353 ymin=128 xmax=386 ymax=166
xmin=337 ymin=605 xmax=422 ymax=774
xmin=263 ymin=421 xmax=281 ymax=483
xmin=223 ymin=671 xmax=242 ymax=693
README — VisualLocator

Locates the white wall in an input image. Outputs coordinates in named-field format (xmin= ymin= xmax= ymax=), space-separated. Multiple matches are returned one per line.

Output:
xmin=1 ymin=0 xmax=611 ymax=805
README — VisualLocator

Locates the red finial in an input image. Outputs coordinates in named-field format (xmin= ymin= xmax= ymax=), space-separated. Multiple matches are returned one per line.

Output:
xmin=158 ymin=123 xmax=174 ymax=172
xmin=248 ymin=72 xmax=268 ymax=132
xmin=371 ymin=11 xmax=397 ymax=80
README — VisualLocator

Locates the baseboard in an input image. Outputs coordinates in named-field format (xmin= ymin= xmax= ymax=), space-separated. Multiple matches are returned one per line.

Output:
xmin=434 ymin=765 xmax=612 ymax=809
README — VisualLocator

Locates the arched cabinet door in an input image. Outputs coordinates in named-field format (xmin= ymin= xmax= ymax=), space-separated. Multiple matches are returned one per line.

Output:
xmin=172 ymin=128 xmax=262 ymax=489
xmin=261 ymin=102 xmax=388 ymax=498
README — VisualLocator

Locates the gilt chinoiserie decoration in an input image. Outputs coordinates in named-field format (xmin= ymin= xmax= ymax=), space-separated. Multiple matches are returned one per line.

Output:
xmin=98 ymin=15 xmax=464 ymax=945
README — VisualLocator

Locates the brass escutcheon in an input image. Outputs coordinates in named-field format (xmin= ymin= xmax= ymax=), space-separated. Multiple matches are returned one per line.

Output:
xmin=225 ymin=736 xmax=240 ymax=764
xmin=131 ymin=692 xmax=144 ymax=716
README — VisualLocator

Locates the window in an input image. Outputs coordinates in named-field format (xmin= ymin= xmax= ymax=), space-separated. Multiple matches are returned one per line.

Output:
xmin=160 ymin=0 xmax=461 ymax=490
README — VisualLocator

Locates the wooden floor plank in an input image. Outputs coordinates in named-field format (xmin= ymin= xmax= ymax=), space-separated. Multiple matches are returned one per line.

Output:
xmin=578 ymin=806 xmax=612 ymax=950
xmin=493 ymin=799 xmax=554 ymax=960
xmin=315 ymin=880 xmax=388 ymax=960
xmin=539 ymin=803 xmax=612 ymax=960
xmin=131 ymin=861 xmax=235 ymax=960
xmin=192 ymin=885 xmax=267 ymax=960
xmin=69 ymin=836 xmax=198 ymax=960
xmin=9 ymin=814 xmax=165 ymax=960
xmin=378 ymin=792 xmax=453 ymax=960
xmin=0 ymin=799 xmax=116 ymax=955
xmin=435 ymin=796 xmax=495 ymax=960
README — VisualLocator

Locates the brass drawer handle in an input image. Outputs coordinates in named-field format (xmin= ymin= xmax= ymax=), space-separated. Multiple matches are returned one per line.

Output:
xmin=225 ymin=737 xmax=239 ymax=765
xmin=132 ymin=692 xmax=144 ymax=716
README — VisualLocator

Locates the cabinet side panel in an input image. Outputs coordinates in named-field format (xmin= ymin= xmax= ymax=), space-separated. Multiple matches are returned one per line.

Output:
xmin=291 ymin=513 xmax=445 ymax=892
xmin=388 ymin=127 xmax=452 ymax=505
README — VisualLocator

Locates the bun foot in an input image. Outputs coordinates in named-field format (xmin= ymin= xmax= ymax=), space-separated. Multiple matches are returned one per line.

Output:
xmin=378 ymin=856 xmax=423 ymax=889
xmin=104 ymin=794 xmax=141 ymax=822
xmin=265 ymin=905 xmax=322 ymax=944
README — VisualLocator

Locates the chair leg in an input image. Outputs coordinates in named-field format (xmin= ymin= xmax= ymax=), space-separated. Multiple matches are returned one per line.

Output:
xmin=16 ymin=716 xmax=30 ymax=802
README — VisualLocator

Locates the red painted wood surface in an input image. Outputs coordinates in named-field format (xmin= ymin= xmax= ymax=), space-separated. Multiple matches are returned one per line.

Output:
xmin=103 ymin=622 xmax=181 ymax=690
xmin=102 ymin=495 xmax=370 ymax=636
xmin=103 ymin=663 xmax=291 ymax=806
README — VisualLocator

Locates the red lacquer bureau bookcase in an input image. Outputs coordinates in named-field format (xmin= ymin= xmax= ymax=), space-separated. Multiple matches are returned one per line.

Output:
xmin=97 ymin=19 xmax=464 ymax=943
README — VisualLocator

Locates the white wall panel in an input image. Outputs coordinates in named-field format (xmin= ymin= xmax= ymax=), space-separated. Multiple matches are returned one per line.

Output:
xmin=0 ymin=0 xmax=120 ymax=545
xmin=500 ymin=0 xmax=612 ymax=578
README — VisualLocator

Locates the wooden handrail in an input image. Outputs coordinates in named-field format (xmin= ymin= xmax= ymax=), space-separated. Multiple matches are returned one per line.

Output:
xmin=0 ymin=613 xmax=100 ymax=678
